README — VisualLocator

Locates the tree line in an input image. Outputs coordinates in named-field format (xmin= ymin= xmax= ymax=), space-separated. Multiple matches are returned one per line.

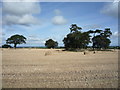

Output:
xmin=63 ymin=24 xmax=112 ymax=51
xmin=2 ymin=24 xmax=114 ymax=51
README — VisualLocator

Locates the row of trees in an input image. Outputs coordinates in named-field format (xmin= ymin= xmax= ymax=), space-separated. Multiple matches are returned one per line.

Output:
xmin=63 ymin=24 xmax=112 ymax=51
xmin=2 ymin=35 xmax=58 ymax=49
xmin=2 ymin=24 xmax=112 ymax=51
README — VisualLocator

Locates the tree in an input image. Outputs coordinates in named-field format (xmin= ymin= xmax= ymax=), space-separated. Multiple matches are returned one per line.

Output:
xmin=63 ymin=24 xmax=91 ymax=51
xmin=70 ymin=24 xmax=82 ymax=33
xmin=93 ymin=28 xmax=112 ymax=49
xmin=45 ymin=39 xmax=58 ymax=48
xmin=93 ymin=35 xmax=111 ymax=49
xmin=63 ymin=31 xmax=91 ymax=50
xmin=6 ymin=34 xmax=27 ymax=48
xmin=2 ymin=44 xmax=12 ymax=48
xmin=100 ymin=28 xmax=112 ymax=37
xmin=88 ymin=29 xmax=102 ymax=51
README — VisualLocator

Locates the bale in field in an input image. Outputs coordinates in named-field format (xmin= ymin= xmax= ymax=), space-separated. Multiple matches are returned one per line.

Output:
xmin=84 ymin=51 xmax=86 ymax=55
xmin=45 ymin=51 xmax=52 ymax=56
xmin=83 ymin=51 xmax=89 ymax=55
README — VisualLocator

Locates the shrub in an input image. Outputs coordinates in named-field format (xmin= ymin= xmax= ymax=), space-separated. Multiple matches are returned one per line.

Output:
xmin=2 ymin=44 xmax=12 ymax=48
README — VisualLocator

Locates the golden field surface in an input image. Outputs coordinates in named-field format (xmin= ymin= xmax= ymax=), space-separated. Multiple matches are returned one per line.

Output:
xmin=2 ymin=48 xmax=119 ymax=88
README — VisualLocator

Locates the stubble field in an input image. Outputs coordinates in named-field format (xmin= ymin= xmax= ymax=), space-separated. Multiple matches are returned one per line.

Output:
xmin=2 ymin=48 xmax=118 ymax=88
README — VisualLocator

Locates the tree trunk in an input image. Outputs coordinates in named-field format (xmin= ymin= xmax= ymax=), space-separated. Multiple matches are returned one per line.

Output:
xmin=14 ymin=43 xmax=17 ymax=49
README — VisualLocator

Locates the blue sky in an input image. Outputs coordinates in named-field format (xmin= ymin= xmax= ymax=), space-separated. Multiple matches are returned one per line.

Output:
xmin=1 ymin=1 xmax=119 ymax=47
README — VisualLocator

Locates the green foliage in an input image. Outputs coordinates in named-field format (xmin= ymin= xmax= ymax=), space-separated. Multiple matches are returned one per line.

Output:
xmin=100 ymin=28 xmax=112 ymax=37
xmin=88 ymin=29 xmax=102 ymax=34
xmin=64 ymin=24 xmax=112 ymax=51
xmin=93 ymin=35 xmax=111 ymax=49
xmin=2 ymin=44 xmax=12 ymax=48
xmin=6 ymin=34 xmax=27 ymax=48
xmin=88 ymin=29 xmax=103 ymax=50
xmin=92 ymin=28 xmax=112 ymax=49
xmin=70 ymin=24 xmax=82 ymax=33
xmin=63 ymin=24 xmax=91 ymax=50
xmin=45 ymin=39 xmax=58 ymax=48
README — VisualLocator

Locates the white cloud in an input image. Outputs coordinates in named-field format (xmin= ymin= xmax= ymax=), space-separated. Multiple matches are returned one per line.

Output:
xmin=3 ymin=0 xmax=39 ymax=2
xmin=112 ymin=31 xmax=120 ymax=37
xmin=100 ymin=2 xmax=118 ymax=18
xmin=52 ymin=16 xmax=67 ymax=25
xmin=19 ymin=15 xmax=40 ymax=25
xmin=3 ymin=2 xmax=41 ymax=16
xmin=52 ymin=9 xmax=67 ymax=25
xmin=27 ymin=36 xmax=46 ymax=44
xmin=3 ymin=14 xmax=40 ymax=26
xmin=2 ymin=2 xmax=41 ymax=26
xmin=28 ymin=36 xmax=40 ymax=41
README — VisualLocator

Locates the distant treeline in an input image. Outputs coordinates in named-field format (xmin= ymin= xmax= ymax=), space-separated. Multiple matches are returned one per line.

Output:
xmin=2 ymin=24 xmax=119 ymax=51
xmin=15 ymin=46 xmax=65 ymax=49
xmin=1 ymin=45 xmax=65 ymax=49
xmin=1 ymin=45 xmax=120 ymax=49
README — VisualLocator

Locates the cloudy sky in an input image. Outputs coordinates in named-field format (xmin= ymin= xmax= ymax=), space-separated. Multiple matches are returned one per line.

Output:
xmin=0 ymin=0 xmax=119 ymax=47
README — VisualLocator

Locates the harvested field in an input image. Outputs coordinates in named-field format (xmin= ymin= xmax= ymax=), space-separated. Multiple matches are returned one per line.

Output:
xmin=2 ymin=48 xmax=118 ymax=88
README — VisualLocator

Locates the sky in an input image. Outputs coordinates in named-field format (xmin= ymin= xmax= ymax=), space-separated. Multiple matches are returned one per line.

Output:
xmin=0 ymin=0 xmax=119 ymax=47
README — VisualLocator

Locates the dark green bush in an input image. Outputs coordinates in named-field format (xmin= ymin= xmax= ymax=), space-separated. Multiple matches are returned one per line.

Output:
xmin=2 ymin=44 xmax=12 ymax=48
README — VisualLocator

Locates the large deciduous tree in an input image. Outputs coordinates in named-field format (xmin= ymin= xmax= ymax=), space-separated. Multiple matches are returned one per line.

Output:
xmin=88 ymin=29 xmax=102 ymax=51
xmin=45 ymin=39 xmax=58 ymax=48
xmin=6 ymin=34 xmax=27 ymax=48
xmin=63 ymin=24 xmax=91 ymax=50
xmin=92 ymin=28 xmax=112 ymax=49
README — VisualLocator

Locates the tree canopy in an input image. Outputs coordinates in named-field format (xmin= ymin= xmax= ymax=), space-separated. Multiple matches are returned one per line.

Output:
xmin=4 ymin=25 xmax=112 ymax=50
xmin=45 ymin=39 xmax=58 ymax=48
xmin=6 ymin=34 xmax=27 ymax=48
xmin=92 ymin=28 xmax=112 ymax=49
xmin=88 ymin=29 xmax=103 ymax=51
xmin=70 ymin=24 xmax=82 ymax=33
xmin=63 ymin=24 xmax=91 ymax=50
xmin=63 ymin=24 xmax=112 ymax=51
